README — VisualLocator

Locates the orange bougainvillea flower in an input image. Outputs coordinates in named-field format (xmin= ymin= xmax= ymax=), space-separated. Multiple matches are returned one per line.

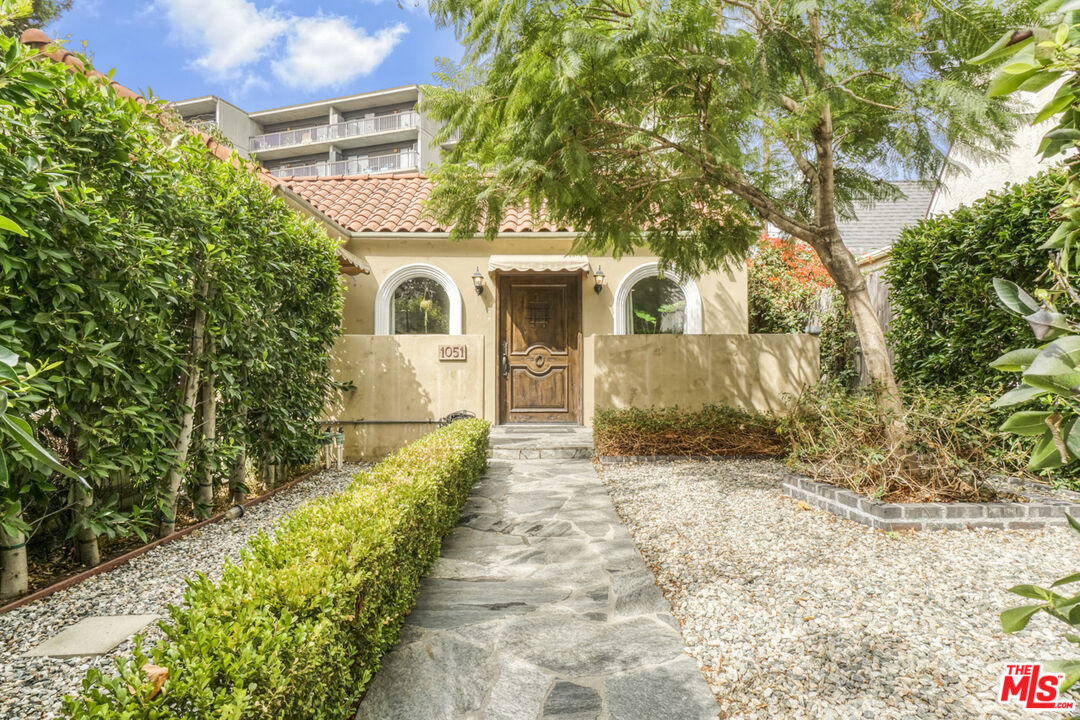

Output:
xmin=747 ymin=234 xmax=832 ymax=291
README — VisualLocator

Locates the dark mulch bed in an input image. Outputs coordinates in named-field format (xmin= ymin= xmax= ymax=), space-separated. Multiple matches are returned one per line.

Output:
xmin=593 ymin=405 xmax=788 ymax=458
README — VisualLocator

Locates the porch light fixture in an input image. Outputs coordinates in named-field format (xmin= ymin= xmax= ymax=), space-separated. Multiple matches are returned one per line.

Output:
xmin=472 ymin=267 xmax=485 ymax=295
xmin=593 ymin=266 xmax=606 ymax=294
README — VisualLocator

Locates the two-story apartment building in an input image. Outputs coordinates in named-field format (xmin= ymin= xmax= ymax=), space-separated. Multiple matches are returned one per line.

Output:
xmin=172 ymin=85 xmax=446 ymax=178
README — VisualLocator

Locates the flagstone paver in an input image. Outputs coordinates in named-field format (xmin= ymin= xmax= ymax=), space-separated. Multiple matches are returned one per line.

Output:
xmin=355 ymin=457 xmax=718 ymax=720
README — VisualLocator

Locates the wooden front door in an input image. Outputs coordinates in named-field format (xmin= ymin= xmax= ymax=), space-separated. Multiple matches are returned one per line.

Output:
xmin=498 ymin=274 xmax=582 ymax=424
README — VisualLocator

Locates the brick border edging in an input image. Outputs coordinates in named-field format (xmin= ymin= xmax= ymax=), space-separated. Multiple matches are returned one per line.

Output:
xmin=782 ymin=473 xmax=1075 ymax=531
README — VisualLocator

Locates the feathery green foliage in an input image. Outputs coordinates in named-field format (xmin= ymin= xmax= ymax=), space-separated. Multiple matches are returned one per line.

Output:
xmin=424 ymin=0 xmax=1043 ymax=417
xmin=425 ymin=0 xmax=1038 ymax=259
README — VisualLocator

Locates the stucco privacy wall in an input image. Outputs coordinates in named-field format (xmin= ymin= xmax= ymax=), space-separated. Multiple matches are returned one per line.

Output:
xmin=339 ymin=235 xmax=748 ymax=423
xmin=591 ymin=334 xmax=820 ymax=413
xmin=326 ymin=334 xmax=484 ymax=459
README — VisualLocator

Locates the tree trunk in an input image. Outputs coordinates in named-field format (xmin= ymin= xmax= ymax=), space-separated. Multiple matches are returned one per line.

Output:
xmin=159 ymin=280 xmax=208 ymax=538
xmin=803 ymin=10 xmax=904 ymax=445
xmin=0 ymin=500 xmax=27 ymax=601
xmin=195 ymin=345 xmax=216 ymax=519
xmin=73 ymin=482 xmax=100 ymax=567
xmin=263 ymin=460 xmax=276 ymax=490
xmin=68 ymin=438 xmax=100 ymax=567
xmin=229 ymin=442 xmax=248 ymax=504
xmin=816 ymin=231 xmax=905 ymax=441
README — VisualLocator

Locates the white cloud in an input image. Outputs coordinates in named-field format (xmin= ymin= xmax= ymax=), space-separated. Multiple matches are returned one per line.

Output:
xmin=160 ymin=0 xmax=287 ymax=79
xmin=158 ymin=1 xmax=407 ymax=93
xmin=272 ymin=17 xmax=408 ymax=89
xmin=358 ymin=0 xmax=431 ymax=16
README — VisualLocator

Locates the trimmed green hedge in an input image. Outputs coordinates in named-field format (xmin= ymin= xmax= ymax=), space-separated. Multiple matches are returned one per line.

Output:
xmin=887 ymin=170 xmax=1064 ymax=393
xmin=60 ymin=419 xmax=490 ymax=720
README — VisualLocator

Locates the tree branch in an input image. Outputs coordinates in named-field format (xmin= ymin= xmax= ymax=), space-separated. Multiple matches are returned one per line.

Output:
xmin=832 ymin=83 xmax=900 ymax=111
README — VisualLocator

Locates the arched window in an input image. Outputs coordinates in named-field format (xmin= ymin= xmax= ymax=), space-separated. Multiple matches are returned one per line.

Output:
xmin=613 ymin=263 xmax=703 ymax=335
xmin=375 ymin=264 xmax=462 ymax=335
xmin=392 ymin=277 xmax=450 ymax=334
xmin=628 ymin=276 xmax=686 ymax=334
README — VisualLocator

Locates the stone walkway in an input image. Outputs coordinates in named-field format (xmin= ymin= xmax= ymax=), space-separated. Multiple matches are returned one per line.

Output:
xmin=356 ymin=457 xmax=718 ymax=720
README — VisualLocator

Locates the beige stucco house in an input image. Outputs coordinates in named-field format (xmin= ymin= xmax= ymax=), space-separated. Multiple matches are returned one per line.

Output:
xmin=274 ymin=173 xmax=819 ymax=458
xmin=13 ymin=29 xmax=817 ymax=460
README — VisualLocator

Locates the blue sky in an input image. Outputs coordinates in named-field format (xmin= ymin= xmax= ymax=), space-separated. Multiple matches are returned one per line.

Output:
xmin=44 ymin=0 xmax=465 ymax=110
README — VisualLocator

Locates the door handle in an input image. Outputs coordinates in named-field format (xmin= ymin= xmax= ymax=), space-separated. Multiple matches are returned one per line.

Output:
xmin=501 ymin=341 xmax=509 ymax=377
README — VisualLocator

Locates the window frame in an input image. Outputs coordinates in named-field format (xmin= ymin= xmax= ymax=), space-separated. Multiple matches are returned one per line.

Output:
xmin=612 ymin=262 xmax=703 ymax=335
xmin=375 ymin=263 xmax=463 ymax=335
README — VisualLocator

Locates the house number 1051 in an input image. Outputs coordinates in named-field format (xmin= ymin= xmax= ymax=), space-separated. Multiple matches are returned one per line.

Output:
xmin=439 ymin=345 xmax=467 ymax=361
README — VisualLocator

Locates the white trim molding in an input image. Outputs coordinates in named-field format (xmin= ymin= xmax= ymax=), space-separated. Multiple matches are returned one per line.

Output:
xmin=613 ymin=262 xmax=703 ymax=335
xmin=375 ymin=263 xmax=463 ymax=335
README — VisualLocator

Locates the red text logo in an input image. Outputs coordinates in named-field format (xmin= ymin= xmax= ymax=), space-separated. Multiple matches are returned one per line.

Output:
xmin=999 ymin=663 xmax=1076 ymax=711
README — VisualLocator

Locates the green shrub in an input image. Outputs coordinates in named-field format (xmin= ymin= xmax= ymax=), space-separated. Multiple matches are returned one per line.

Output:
xmin=593 ymin=404 xmax=788 ymax=457
xmin=59 ymin=419 xmax=490 ymax=720
xmin=887 ymin=170 xmax=1064 ymax=393
xmin=818 ymin=292 xmax=860 ymax=389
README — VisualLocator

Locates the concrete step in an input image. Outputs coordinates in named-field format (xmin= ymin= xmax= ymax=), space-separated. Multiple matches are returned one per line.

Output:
xmin=487 ymin=425 xmax=594 ymax=460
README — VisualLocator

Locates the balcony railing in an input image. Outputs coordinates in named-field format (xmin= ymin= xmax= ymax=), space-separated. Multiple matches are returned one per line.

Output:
xmin=269 ymin=150 xmax=419 ymax=178
xmin=251 ymin=111 xmax=420 ymax=153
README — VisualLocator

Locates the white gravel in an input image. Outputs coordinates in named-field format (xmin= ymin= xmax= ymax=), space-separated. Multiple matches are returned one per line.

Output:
xmin=0 ymin=463 xmax=365 ymax=720
xmin=599 ymin=459 xmax=1077 ymax=720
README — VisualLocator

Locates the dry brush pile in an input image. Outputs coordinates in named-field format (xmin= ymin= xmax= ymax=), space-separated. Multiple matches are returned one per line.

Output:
xmin=595 ymin=387 xmax=1035 ymax=503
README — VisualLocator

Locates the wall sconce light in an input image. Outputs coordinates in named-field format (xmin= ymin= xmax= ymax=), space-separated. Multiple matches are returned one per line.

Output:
xmin=593 ymin=266 xmax=606 ymax=294
xmin=472 ymin=267 xmax=485 ymax=295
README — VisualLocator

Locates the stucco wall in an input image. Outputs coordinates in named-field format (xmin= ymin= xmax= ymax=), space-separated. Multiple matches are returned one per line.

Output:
xmin=316 ymin=232 xmax=816 ymax=458
xmin=591 ymin=334 xmax=820 ymax=414
xmin=216 ymin=101 xmax=258 ymax=158
xmin=325 ymin=334 xmax=485 ymax=459
xmin=327 ymin=332 xmax=816 ymax=459
xmin=340 ymin=235 xmax=748 ymax=423
xmin=930 ymin=86 xmax=1060 ymax=218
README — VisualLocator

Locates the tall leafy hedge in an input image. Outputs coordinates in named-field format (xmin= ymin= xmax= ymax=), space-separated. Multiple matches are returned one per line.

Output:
xmin=0 ymin=33 xmax=343 ymax=561
xmin=60 ymin=419 xmax=490 ymax=720
xmin=887 ymin=170 xmax=1064 ymax=393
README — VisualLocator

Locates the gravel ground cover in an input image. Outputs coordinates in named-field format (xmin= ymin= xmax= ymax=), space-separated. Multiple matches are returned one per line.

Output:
xmin=0 ymin=463 xmax=365 ymax=720
xmin=598 ymin=459 xmax=1077 ymax=720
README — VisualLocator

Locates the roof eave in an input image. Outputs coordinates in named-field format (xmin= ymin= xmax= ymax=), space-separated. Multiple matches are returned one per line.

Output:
xmin=857 ymin=245 xmax=892 ymax=267
xmin=344 ymin=230 xmax=582 ymax=239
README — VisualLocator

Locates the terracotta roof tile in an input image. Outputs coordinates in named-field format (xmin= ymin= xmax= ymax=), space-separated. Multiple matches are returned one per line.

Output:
xmin=281 ymin=174 xmax=573 ymax=234
xmin=19 ymin=28 xmax=50 ymax=46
